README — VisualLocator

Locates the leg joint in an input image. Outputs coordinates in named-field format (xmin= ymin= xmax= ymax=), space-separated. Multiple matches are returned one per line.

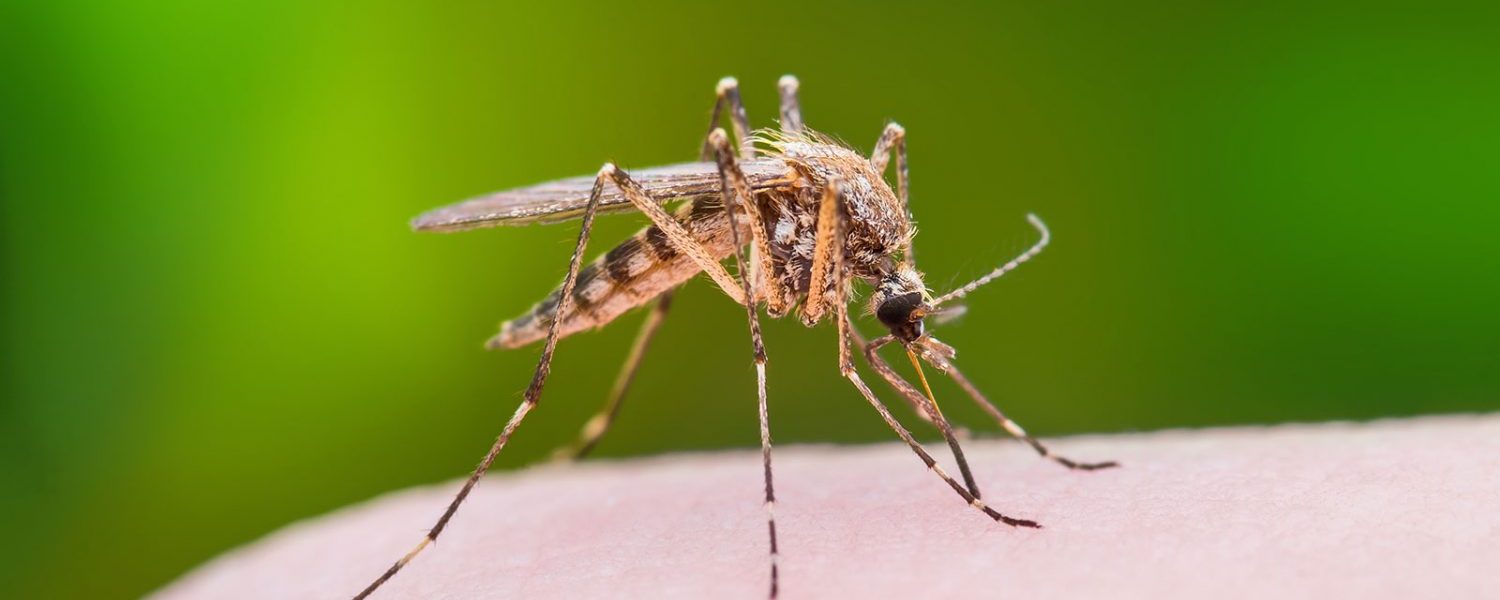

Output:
xmin=716 ymin=76 xmax=739 ymax=96
xmin=777 ymin=74 xmax=799 ymax=93
xmin=707 ymin=127 xmax=732 ymax=151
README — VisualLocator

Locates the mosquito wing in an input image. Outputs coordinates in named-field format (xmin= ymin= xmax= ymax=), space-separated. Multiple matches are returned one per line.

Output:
xmin=412 ymin=158 xmax=790 ymax=232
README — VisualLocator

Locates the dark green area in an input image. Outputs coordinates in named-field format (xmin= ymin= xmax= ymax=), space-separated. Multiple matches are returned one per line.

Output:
xmin=2 ymin=2 xmax=1496 ymax=597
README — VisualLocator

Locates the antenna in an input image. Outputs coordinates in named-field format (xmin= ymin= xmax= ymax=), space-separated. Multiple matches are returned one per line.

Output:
xmin=930 ymin=214 xmax=1050 ymax=308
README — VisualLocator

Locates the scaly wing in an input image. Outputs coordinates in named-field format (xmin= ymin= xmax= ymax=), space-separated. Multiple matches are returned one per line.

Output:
xmin=412 ymin=159 xmax=790 ymax=232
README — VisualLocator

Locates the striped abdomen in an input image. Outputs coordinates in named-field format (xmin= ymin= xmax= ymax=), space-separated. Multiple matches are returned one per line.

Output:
xmin=489 ymin=196 xmax=744 ymax=349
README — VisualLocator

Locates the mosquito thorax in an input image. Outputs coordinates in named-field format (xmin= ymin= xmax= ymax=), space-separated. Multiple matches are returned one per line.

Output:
xmin=872 ymin=268 xmax=929 ymax=343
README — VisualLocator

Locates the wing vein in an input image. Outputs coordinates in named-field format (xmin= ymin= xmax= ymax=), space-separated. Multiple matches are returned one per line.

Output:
xmin=412 ymin=159 xmax=790 ymax=232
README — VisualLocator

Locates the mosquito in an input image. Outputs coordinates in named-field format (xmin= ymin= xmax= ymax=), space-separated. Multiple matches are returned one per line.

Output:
xmin=354 ymin=75 xmax=1117 ymax=599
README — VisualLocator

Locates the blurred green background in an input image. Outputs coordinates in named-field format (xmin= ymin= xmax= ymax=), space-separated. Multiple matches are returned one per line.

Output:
xmin=2 ymin=1 xmax=1496 ymax=597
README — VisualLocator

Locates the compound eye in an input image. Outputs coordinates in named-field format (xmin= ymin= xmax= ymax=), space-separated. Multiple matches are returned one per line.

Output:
xmin=877 ymin=291 xmax=924 ymax=329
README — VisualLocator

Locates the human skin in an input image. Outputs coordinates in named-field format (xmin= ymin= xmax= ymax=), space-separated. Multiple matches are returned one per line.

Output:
xmin=155 ymin=414 xmax=1500 ymax=599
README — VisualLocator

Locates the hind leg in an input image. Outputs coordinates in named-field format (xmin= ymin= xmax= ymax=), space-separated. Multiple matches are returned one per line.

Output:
xmin=550 ymin=290 xmax=675 ymax=461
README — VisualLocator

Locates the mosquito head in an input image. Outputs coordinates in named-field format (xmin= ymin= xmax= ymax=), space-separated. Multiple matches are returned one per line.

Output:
xmin=872 ymin=267 xmax=931 ymax=344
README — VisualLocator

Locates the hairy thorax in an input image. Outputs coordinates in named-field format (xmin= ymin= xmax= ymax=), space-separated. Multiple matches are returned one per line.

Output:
xmin=496 ymin=136 xmax=909 ymax=349
xmin=757 ymin=139 xmax=910 ymax=317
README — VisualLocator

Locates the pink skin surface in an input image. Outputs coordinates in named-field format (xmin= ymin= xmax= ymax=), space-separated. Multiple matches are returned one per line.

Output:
xmin=155 ymin=415 xmax=1500 ymax=599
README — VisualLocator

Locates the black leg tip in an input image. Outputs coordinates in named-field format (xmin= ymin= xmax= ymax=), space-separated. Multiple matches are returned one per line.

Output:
xmin=1003 ymin=517 xmax=1042 ymax=529
xmin=1058 ymin=457 xmax=1120 ymax=471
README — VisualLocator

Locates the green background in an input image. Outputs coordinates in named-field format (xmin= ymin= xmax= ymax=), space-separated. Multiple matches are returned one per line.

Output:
xmin=2 ymin=2 xmax=1496 ymax=597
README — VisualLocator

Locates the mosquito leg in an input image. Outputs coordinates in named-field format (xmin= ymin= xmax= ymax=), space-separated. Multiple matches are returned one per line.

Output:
xmin=708 ymin=126 xmax=783 ymax=599
xmin=927 ymin=349 xmax=1119 ymax=471
xmin=810 ymin=189 xmax=1015 ymax=525
xmin=778 ymin=75 xmax=804 ymax=133
xmin=797 ymin=173 xmax=846 ymax=327
xmin=353 ymin=164 xmax=615 ymax=600
xmin=550 ymin=289 xmax=675 ymax=462
xmin=701 ymin=76 xmax=755 ymax=161
xmin=847 ymin=327 xmax=934 ymax=425
xmin=796 ymin=179 xmax=980 ymax=496
xmin=838 ymin=318 xmax=1038 ymax=528
xmin=604 ymin=166 xmax=748 ymax=306
xmin=797 ymin=173 xmax=980 ymax=497
xmin=706 ymin=128 xmax=793 ymax=316
xmin=868 ymin=123 xmax=913 ymax=260
xmin=861 ymin=334 xmax=984 ymax=498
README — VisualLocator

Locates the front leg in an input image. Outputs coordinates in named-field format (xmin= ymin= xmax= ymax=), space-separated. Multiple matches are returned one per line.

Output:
xmin=837 ymin=301 xmax=1036 ymax=527
xmin=799 ymin=177 xmax=846 ymax=327
xmin=917 ymin=338 xmax=1119 ymax=471
xmin=847 ymin=327 xmax=934 ymax=425
xmin=811 ymin=182 xmax=984 ymax=499
xmin=861 ymin=333 xmax=984 ymax=497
